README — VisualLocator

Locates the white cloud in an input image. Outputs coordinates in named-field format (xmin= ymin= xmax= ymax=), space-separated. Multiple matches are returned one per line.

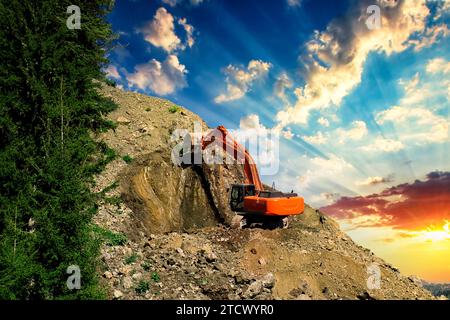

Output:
xmin=282 ymin=128 xmax=294 ymax=140
xmin=409 ymin=24 xmax=449 ymax=51
xmin=297 ymin=154 xmax=355 ymax=188
xmin=105 ymin=65 xmax=121 ymax=80
xmin=178 ymin=17 xmax=195 ymax=48
xmin=163 ymin=0 xmax=205 ymax=6
xmin=287 ymin=0 xmax=302 ymax=7
xmin=274 ymin=73 xmax=293 ymax=104
xmin=215 ymin=60 xmax=272 ymax=103
xmin=238 ymin=114 xmax=279 ymax=168
xmin=275 ymin=0 xmax=446 ymax=128
xmin=302 ymin=131 xmax=327 ymax=145
xmin=139 ymin=7 xmax=195 ymax=53
xmin=426 ymin=57 xmax=450 ymax=74
xmin=239 ymin=114 xmax=267 ymax=132
xmin=162 ymin=0 xmax=178 ymax=6
xmin=361 ymin=138 xmax=404 ymax=153
xmin=336 ymin=120 xmax=368 ymax=143
xmin=317 ymin=117 xmax=330 ymax=127
xmin=376 ymin=105 xmax=449 ymax=144
xmin=302 ymin=120 xmax=367 ymax=146
xmin=127 ymin=55 xmax=187 ymax=95
xmin=139 ymin=7 xmax=180 ymax=53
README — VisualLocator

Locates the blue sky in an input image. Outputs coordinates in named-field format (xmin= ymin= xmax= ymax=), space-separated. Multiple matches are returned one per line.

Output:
xmin=106 ymin=0 xmax=449 ymax=202
xmin=105 ymin=0 xmax=450 ymax=281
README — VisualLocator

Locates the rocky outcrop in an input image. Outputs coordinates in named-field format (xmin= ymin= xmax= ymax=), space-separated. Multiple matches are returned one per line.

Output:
xmin=93 ymin=84 xmax=436 ymax=300
xmin=95 ymin=84 xmax=246 ymax=235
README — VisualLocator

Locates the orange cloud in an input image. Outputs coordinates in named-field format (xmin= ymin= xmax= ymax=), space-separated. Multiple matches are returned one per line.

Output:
xmin=321 ymin=171 xmax=450 ymax=231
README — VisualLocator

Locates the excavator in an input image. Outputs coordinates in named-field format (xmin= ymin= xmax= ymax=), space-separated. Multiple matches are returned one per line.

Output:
xmin=200 ymin=126 xmax=304 ymax=229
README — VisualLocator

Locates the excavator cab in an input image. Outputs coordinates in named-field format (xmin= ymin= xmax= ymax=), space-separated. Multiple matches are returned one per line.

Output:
xmin=229 ymin=184 xmax=256 ymax=212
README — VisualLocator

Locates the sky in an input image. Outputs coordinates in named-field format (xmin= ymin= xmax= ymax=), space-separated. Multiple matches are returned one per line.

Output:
xmin=105 ymin=0 xmax=450 ymax=283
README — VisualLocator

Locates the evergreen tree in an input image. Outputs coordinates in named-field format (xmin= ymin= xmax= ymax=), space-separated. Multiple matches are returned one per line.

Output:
xmin=0 ymin=0 xmax=117 ymax=299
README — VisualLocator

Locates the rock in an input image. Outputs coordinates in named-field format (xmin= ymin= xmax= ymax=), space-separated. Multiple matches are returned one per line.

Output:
xmin=113 ymin=290 xmax=123 ymax=299
xmin=357 ymin=291 xmax=375 ymax=300
xmin=243 ymin=281 xmax=263 ymax=299
xmin=205 ymin=252 xmax=217 ymax=263
xmin=119 ymin=265 xmax=132 ymax=275
xmin=102 ymin=252 xmax=111 ymax=262
xmin=228 ymin=293 xmax=240 ymax=300
xmin=103 ymin=271 xmax=113 ymax=279
xmin=132 ymin=272 xmax=142 ymax=280
xmin=250 ymin=248 xmax=257 ymax=255
xmin=230 ymin=215 xmax=244 ymax=229
xmin=408 ymin=276 xmax=422 ymax=286
xmin=258 ymin=258 xmax=267 ymax=265
xmin=261 ymin=273 xmax=275 ymax=289
xmin=117 ymin=116 xmax=131 ymax=124
xmin=122 ymin=276 xmax=133 ymax=289
xmin=296 ymin=294 xmax=312 ymax=300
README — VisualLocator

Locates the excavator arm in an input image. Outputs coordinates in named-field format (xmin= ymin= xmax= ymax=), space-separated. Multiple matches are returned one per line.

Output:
xmin=201 ymin=125 xmax=264 ymax=192
xmin=200 ymin=125 xmax=304 ymax=222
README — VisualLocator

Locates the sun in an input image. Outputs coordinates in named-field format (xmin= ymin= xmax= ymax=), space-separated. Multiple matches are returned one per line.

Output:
xmin=417 ymin=221 xmax=450 ymax=242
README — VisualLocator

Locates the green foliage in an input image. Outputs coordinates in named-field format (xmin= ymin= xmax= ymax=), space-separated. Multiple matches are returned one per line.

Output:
xmin=135 ymin=280 xmax=149 ymax=294
xmin=145 ymin=107 xmax=151 ymax=112
xmin=101 ymin=181 xmax=119 ymax=194
xmin=104 ymin=196 xmax=122 ymax=207
xmin=122 ymin=155 xmax=133 ymax=164
xmin=99 ymin=119 xmax=118 ymax=133
xmin=124 ymin=253 xmax=138 ymax=265
xmin=168 ymin=105 xmax=180 ymax=113
xmin=92 ymin=225 xmax=127 ymax=246
xmin=0 ymin=0 xmax=117 ymax=299
xmin=151 ymin=272 xmax=161 ymax=283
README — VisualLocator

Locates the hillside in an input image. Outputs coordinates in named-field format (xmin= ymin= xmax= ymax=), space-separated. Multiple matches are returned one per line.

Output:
xmin=423 ymin=282 xmax=450 ymax=299
xmin=92 ymin=84 xmax=435 ymax=300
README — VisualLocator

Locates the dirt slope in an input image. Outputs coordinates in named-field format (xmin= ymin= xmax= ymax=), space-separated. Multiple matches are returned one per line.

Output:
xmin=92 ymin=84 xmax=434 ymax=300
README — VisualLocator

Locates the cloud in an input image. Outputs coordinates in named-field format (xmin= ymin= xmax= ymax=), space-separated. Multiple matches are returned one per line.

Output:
xmin=336 ymin=120 xmax=368 ymax=143
xmin=321 ymin=171 xmax=450 ymax=231
xmin=139 ymin=7 xmax=195 ymax=53
xmin=302 ymin=131 xmax=327 ymax=145
xmin=287 ymin=0 xmax=302 ymax=7
xmin=139 ymin=7 xmax=180 ymax=53
xmin=409 ymin=24 xmax=449 ymax=51
xmin=282 ymin=128 xmax=294 ymax=140
xmin=376 ymin=105 xmax=449 ymax=144
xmin=105 ymin=65 xmax=121 ymax=80
xmin=317 ymin=117 xmax=330 ymax=127
xmin=274 ymin=73 xmax=293 ymax=104
xmin=357 ymin=175 xmax=394 ymax=186
xmin=127 ymin=54 xmax=187 ymax=95
xmin=302 ymin=120 xmax=367 ymax=146
xmin=215 ymin=60 xmax=272 ymax=103
xmin=238 ymin=114 xmax=279 ymax=167
xmin=178 ymin=17 xmax=195 ymax=48
xmin=361 ymin=138 xmax=404 ymax=153
xmin=239 ymin=114 xmax=267 ymax=132
xmin=296 ymin=154 xmax=355 ymax=188
xmin=162 ymin=0 xmax=205 ymax=7
xmin=426 ymin=57 xmax=450 ymax=74
xmin=275 ymin=0 xmax=446 ymax=127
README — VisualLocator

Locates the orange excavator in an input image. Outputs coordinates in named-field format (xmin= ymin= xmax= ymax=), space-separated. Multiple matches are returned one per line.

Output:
xmin=201 ymin=126 xmax=304 ymax=228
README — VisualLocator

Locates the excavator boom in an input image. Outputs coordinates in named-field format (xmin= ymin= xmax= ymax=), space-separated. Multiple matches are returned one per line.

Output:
xmin=201 ymin=125 xmax=263 ymax=191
